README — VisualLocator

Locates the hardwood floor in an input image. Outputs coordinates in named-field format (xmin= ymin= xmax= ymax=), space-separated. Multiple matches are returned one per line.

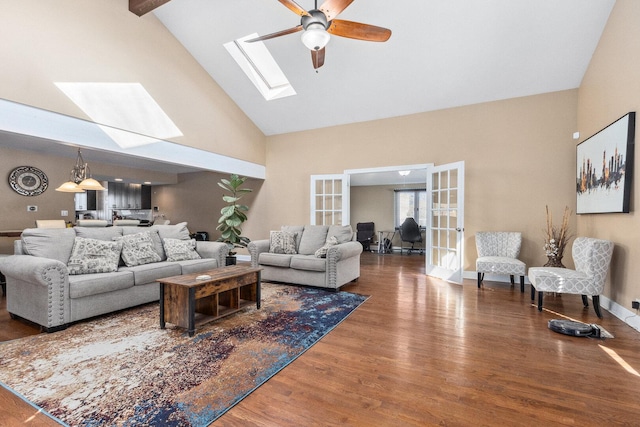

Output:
xmin=2 ymin=253 xmax=640 ymax=426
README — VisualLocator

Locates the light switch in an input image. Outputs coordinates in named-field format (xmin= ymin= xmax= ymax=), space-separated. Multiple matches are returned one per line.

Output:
xmin=61 ymin=210 xmax=69 ymax=216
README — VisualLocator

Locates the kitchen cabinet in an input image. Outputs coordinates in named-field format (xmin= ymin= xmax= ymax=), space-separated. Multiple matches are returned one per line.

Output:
xmin=74 ymin=190 xmax=97 ymax=211
xmin=108 ymin=183 xmax=151 ymax=209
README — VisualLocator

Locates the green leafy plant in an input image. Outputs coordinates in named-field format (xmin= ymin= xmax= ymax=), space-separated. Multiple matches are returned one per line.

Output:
xmin=216 ymin=174 xmax=252 ymax=254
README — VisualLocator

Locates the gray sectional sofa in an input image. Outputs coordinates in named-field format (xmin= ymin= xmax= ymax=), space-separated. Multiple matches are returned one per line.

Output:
xmin=248 ymin=225 xmax=362 ymax=290
xmin=0 ymin=222 xmax=228 ymax=332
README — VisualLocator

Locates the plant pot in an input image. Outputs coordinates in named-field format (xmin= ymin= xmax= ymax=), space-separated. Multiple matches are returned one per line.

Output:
xmin=225 ymin=256 xmax=237 ymax=266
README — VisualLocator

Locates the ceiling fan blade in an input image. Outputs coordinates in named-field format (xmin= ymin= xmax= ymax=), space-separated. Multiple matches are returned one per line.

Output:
xmin=245 ymin=25 xmax=304 ymax=43
xmin=328 ymin=19 xmax=391 ymax=42
xmin=318 ymin=0 xmax=354 ymax=20
xmin=278 ymin=0 xmax=310 ymax=16
xmin=311 ymin=48 xmax=326 ymax=69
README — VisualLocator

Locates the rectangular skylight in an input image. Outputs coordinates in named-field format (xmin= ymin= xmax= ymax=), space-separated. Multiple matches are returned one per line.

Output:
xmin=224 ymin=34 xmax=296 ymax=101
xmin=55 ymin=82 xmax=183 ymax=148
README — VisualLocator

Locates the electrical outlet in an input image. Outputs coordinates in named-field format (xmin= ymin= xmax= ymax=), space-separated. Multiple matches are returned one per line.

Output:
xmin=27 ymin=205 xmax=37 ymax=212
xmin=632 ymin=300 xmax=640 ymax=310
xmin=61 ymin=210 xmax=69 ymax=217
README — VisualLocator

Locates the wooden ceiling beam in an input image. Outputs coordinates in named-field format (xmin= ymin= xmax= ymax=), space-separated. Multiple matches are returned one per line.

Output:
xmin=129 ymin=0 xmax=172 ymax=17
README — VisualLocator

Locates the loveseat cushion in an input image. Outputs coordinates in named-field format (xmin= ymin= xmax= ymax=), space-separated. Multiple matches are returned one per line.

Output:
xmin=298 ymin=225 xmax=329 ymax=255
xmin=327 ymin=225 xmax=354 ymax=243
xmin=290 ymin=255 xmax=327 ymax=272
xmin=68 ymin=271 xmax=135 ymax=299
xmin=114 ymin=231 xmax=162 ymax=267
xmin=21 ymin=228 xmax=76 ymax=264
xmin=67 ymin=237 xmax=123 ymax=275
xmin=120 ymin=261 xmax=181 ymax=286
xmin=259 ymin=253 xmax=293 ymax=268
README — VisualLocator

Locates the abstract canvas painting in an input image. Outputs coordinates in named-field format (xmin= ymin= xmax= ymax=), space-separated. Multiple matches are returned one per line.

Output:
xmin=576 ymin=112 xmax=635 ymax=214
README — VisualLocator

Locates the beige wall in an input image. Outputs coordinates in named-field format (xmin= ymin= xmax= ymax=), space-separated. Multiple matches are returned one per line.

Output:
xmin=153 ymin=172 xmax=262 ymax=254
xmin=0 ymin=0 xmax=265 ymax=165
xmin=258 ymin=90 xmax=578 ymax=272
xmin=577 ymin=0 xmax=640 ymax=306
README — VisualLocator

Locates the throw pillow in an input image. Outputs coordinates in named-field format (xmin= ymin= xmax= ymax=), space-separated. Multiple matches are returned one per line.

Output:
xmin=298 ymin=225 xmax=329 ymax=255
xmin=327 ymin=224 xmax=354 ymax=243
xmin=67 ymin=237 xmax=123 ymax=275
xmin=269 ymin=231 xmax=298 ymax=254
xmin=315 ymin=235 xmax=339 ymax=258
xmin=114 ymin=232 xmax=162 ymax=267
xmin=163 ymin=238 xmax=201 ymax=262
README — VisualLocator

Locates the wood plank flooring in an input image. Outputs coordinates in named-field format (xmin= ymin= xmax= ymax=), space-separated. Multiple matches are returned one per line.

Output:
xmin=2 ymin=253 xmax=640 ymax=426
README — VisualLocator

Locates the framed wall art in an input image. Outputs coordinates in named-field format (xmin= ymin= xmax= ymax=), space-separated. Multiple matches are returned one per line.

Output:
xmin=576 ymin=112 xmax=635 ymax=214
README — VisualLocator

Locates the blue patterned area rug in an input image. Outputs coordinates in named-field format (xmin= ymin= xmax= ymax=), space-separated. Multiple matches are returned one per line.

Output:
xmin=0 ymin=283 xmax=368 ymax=426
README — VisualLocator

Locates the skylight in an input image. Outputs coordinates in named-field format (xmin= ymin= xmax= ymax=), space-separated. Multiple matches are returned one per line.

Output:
xmin=224 ymin=34 xmax=295 ymax=101
xmin=55 ymin=82 xmax=183 ymax=148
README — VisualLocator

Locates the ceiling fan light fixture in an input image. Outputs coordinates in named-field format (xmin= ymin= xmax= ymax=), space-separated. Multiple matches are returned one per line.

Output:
xmin=301 ymin=23 xmax=330 ymax=51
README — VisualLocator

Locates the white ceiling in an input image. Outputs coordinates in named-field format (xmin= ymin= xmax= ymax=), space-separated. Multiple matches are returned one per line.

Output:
xmin=154 ymin=0 xmax=615 ymax=136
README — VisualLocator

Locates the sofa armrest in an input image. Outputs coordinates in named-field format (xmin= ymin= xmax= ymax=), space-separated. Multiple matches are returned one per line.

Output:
xmin=327 ymin=241 xmax=363 ymax=261
xmin=0 ymin=255 xmax=70 ymax=329
xmin=195 ymin=241 xmax=229 ymax=268
xmin=0 ymin=255 xmax=68 ymax=286
xmin=248 ymin=240 xmax=270 ymax=268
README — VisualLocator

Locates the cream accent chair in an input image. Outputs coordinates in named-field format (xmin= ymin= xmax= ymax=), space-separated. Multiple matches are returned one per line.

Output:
xmin=35 ymin=220 xmax=66 ymax=228
xmin=476 ymin=231 xmax=526 ymax=292
xmin=113 ymin=219 xmax=140 ymax=226
xmin=76 ymin=219 xmax=109 ymax=227
xmin=529 ymin=237 xmax=614 ymax=318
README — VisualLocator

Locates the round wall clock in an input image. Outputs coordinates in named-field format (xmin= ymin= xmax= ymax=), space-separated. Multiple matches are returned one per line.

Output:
xmin=8 ymin=166 xmax=49 ymax=196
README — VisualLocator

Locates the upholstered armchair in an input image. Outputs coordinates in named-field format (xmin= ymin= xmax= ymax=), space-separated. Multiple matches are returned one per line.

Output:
xmin=476 ymin=231 xmax=526 ymax=292
xmin=529 ymin=237 xmax=614 ymax=318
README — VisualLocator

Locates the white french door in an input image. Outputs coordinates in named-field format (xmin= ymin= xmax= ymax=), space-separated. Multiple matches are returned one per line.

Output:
xmin=310 ymin=174 xmax=350 ymax=225
xmin=426 ymin=161 xmax=465 ymax=283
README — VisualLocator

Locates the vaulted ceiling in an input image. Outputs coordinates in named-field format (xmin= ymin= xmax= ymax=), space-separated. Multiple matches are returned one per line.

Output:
xmin=139 ymin=0 xmax=615 ymax=136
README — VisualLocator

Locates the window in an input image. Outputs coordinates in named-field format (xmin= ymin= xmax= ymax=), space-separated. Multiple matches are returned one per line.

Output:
xmin=394 ymin=189 xmax=427 ymax=228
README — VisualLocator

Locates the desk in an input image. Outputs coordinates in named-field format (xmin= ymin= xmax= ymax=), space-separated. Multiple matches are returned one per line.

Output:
xmin=377 ymin=230 xmax=396 ymax=254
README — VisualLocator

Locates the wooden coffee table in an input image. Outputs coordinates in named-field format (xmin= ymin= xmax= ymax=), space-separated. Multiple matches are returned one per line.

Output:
xmin=158 ymin=265 xmax=261 ymax=336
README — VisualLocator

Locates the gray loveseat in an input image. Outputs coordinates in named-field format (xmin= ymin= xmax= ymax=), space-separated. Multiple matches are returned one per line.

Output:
xmin=248 ymin=225 xmax=363 ymax=290
xmin=0 ymin=222 xmax=228 ymax=332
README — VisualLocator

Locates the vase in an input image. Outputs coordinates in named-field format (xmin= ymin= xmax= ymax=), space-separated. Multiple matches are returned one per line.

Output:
xmin=544 ymin=255 xmax=565 ymax=268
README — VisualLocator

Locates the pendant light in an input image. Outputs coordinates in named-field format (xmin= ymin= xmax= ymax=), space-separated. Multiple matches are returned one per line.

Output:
xmin=55 ymin=148 xmax=106 ymax=192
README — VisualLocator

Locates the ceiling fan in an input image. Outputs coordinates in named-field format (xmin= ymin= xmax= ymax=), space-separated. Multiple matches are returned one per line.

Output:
xmin=246 ymin=0 xmax=392 ymax=69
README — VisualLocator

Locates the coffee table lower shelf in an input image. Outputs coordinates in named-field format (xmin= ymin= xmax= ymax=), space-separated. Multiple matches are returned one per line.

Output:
xmin=159 ymin=266 xmax=261 ymax=337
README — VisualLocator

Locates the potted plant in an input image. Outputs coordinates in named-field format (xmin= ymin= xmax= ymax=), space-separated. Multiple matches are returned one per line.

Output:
xmin=216 ymin=174 xmax=252 ymax=265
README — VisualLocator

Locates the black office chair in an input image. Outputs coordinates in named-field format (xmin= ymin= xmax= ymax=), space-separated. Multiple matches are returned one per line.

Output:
xmin=399 ymin=217 xmax=423 ymax=255
xmin=356 ymin=222 xmax=375 ymax=252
